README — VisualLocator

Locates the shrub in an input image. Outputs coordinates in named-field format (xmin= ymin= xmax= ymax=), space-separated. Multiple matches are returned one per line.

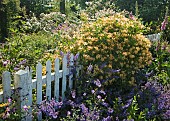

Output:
xmin=73 ymin=12 xmax=152 ymax=83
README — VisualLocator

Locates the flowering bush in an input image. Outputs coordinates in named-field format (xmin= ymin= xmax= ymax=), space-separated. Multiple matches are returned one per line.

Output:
xmin=23 ymin=12 xmax=66 ymax=33
xmin=73 ymin=12 xmax=152 ymax=83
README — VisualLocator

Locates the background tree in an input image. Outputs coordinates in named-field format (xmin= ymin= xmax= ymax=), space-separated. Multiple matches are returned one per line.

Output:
xmin=0 ymin=0 xmax=20 ymax=43
xmin=60 ymin=0 xmax=65 ymax=14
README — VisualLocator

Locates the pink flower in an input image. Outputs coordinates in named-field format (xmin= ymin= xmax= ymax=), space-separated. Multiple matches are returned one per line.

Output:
xmin=23 ymin=105 xmax=29 ymax=111
xmin=7 ymin=98 xmax=12 ymax=103
xmin=129 ymin=11 xmax=135 ymax=20
xmin=161 ymin=16 xmax=168 ymax=31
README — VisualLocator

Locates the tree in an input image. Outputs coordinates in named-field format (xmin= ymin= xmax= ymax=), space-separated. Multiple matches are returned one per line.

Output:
xmin=0 ymin=0 xmax=20 ymax=43
xmin=60 ymin=0 xmax=65 ymax=14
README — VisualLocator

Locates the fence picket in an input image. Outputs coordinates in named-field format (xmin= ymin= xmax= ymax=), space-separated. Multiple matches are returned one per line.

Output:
xmin=62 ymin=54 xmax=67 ymax=100
xmin=2 ymin=71 xmax=11 ymax=102
xmin=69 ymin=54 xmax=74 ymax=89
xmin=54 ymin=58 xmax=60 ymax=101
xmin=36 ymin=62 xmax=42 ymax=121
xmin=46 ymin=60 xmax=52 ymax=100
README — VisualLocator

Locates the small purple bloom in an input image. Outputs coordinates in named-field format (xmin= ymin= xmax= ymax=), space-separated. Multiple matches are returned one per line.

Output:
xmin=60 ymin=51 xmax=64 ymax=56
xmin=108 ymin=108 xmax=114 ymax=114
xmin=94 ymin=79 xmax=101 ymax=87
xmin=52 ymin=112 xmax=58 ymax=119
xmin=67 ymin=111 xmax=71 ymax=116
xmin=97 ymin=95 xmax=102 ymax=99
xmin=14 ymin=67 xmax=20 ymax=71
xmin=83 ymin=93 xmax=87 ymax=96
xmin=2 ymin=60 xmax=9 ymax=67
xmin=102 ymin=102 xmax=109 ymax=107
xmin=74 ymin=53 xmax=79 ymax=61
xmin=67 ymin=51 xmax=71 ymax=60
xmin=87 ymin=64 xmax=93 ymax=72
xmin=91 ymin=90 xmax=95 ymax=94
xmin=100 ymin=90 xmax=106 ymax=95
xmin=102 ymin=116 xmax=112 ymax=121
xmin=23 ymin=105 xmax=29 ymax=111
xmin=19 ymin=59 xmax=27 ymax=65
xmin=80 ymin=103 xmax=88 ymax=114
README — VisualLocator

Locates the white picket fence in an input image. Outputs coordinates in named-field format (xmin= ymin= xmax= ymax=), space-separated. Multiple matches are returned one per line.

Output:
xmin=0 ymin=54 xmax=81 ymax=120
xmin=145 ymin=33 xmax=161 ymax=42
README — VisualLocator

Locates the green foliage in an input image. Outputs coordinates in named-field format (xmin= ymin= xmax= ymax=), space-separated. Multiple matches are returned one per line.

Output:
xmin=114 ymin=0 xmax=169 ymax=34
xmin=20 ymin=0 xmax=54 ymax=16
xmin=0 ymin=32 xmax=56 ymax=82
xmin=148 ymin=40 xmax=170 ymax=85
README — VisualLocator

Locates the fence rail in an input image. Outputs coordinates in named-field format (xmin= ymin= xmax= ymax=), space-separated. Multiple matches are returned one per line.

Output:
xmin=0 ymin=53 xmax=81 ymax=120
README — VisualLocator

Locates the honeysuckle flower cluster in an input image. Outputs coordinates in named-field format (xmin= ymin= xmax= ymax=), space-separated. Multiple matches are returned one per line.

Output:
xmin=72 ymin=13 xmax=152 ymax=83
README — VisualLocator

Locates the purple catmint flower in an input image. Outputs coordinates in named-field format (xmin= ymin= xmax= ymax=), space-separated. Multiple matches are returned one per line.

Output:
xmin=14 ymin=67 xmax=20 ymax=71
xmin=97 ymin=95 xmax=102 ymax=99
xmin=87 ymin=64 xmax=93 ymax=72
xmin=83 ymin=93 xmax=87 ymax=96
xmin=163 ymin=110 xmax=170 ymax=120
xmin=67 ymin=111 xmax=71 ymax=116
xmin=161 ymin=16 xmax=168 ymax=31
xmin=80 ymin=103 xmax=88 ymax=114
xmin=67 ymin=51 xmax=71 ymax=60
xmin=56 ymin=101 xmax=63 ymax=108
xmin=19 ymin=59 xmax=27 ymax=65
xmin=52 ymin=112 xmax=58 ymax=119
xmin=94 ymin=79 xmax=101 ymax=87
xmin=116 ymin=116 xmax=119 ymax=121
xmin=102 ymin=102 xmax=109 ymax=107
xmin=2 ymin=60 xmax=9 ymax=67
xmin=23 ymin=105 xmax=29 ymax=111
xmin=108 ymin=107 xmax=114 ymax=114
xmin=50 ymin=98 xmax=57 ymax=107
xmin=102 ymin=116 xmax=112 ymax=121
xmin=60 ymin=51 xmax=64 ymax=57
xmin=74 ymin=52 xmax=79 ymax=61
xmin=122 ymin=98 xmax=133 ymax=109
xmin=100 ymin=90 xmax=106 ymax=95
xmin=91 ymin=90 xmax=95 ymax=94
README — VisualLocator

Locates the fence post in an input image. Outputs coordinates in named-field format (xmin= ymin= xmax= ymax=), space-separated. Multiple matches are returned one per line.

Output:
xmin=2 ymin=71 xmax=11 ymax=102
xmin=14 ymin=70 xmax=30 ymax=121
